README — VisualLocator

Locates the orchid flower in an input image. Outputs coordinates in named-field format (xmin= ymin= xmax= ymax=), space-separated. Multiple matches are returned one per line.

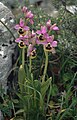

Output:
xmin=14 ymin=18 xmax=29 ymax=35
xmin=44 ymin=35 xmax=57 ymax=53
xmin=36 ymin=26 xmax=48 ymax=44
xmin=23 ymin=30 xmax=36 ymax=45
xmin=50 ymin=23 xmax=59 ymax=31
xmin=27 ymin=44 xmax=36 ymax=59
xmin=22 ymin=6 xmax=34 ymax=24
xmin=15 ymin=36 xmax=29 ymax=48
xmin=46 ymin=20 xmax=51 ymax=30
xmin=22 ymin=6 xmax=28 ymax=13
xmin=46 ymin=20 xmax=59 ymax=31
xmin=26 ymin=11 xmax=34 ymax=19
xmin=26 ymin=11 xmax=34 ymax=24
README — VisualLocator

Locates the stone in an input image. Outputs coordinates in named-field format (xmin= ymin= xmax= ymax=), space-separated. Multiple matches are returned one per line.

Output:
xmin=0 ymin=110 xmax=3 ymax=120
xmin=0 ymin=0 xmax=18 ymax=9
xmin=0 ymin=2 xmax=16 ymax=93
xmin=29 ymin=0 xmax=42 ymax=4
xmin=66 ymin=5 xmax=77 ymax=14
xmin=40 ymin=0 xmax=58 ymax=17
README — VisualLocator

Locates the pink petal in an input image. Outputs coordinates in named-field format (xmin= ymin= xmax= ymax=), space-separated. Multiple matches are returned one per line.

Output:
xmin=24 ymin=35 xmax=29 ymax=39
xmin=51 ymin=35 xmax=54 ymax=40
xmin=29 ymin=13 xmax=33 ymax=19
xmin=14 ymin=24 xmax=20 ymax=30
xmin=47 ymin=20 xmax=51 ymax=24
xmin=30 ymin=19 xmax=34 ymax=24
xmin=31 ymin=30 xmax=36 ymax=38
xmin=20 ymin=18 xmax=24 ymax=27
xmin=52 ymin=41 xmax=57 ymax=47
xmin=46 ymin=35 xmax=53 ymax=43
xmin=27 ymin=44 xmax=33 ymax=56
xmin=36 ymin=30 xmax=41 ymax=34
xmin=24 ymin=26 xmax=29 ymax=30
xmin=26 ymin=11 xmax=33 ymax=18
xmin=52 ymin=26 xmax=59 ymax=31
xmin=46 ymin=20 xmax=51 ymax=29
xmin=24 ymin=40 xmax=29 ymax=46
xmin=22 ymin=6 xmax=28 ymax=13
xmin=15 ymin=38 xmax=21 ymax=43
xmin=41 ymin=26 xmax=47 ymax=34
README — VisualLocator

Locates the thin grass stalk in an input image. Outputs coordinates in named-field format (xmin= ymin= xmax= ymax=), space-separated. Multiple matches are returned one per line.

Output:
xmin=0 ymin=20 xmax=16 ymax=41
xmin=29 ymin=57 xmax=32 ymax=73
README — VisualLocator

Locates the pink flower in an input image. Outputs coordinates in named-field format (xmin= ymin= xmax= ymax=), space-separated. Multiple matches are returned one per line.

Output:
xmin=25 ymin=11 xmax=34 ymax=24
xmin=23 ymin=30 xmax=36 ymax=45
xmin=24 ymin=30 xmax=36 ymax=39
xmin=36 ymin=26 xmax=47 ymax=34
xmin=22 ymin=6 xmax=28 ymax=13
xmin=36 ymin=26 xmax=48 ymax=45
xmin=15 ymin=36 xmax=29 ymax=48
xmin=46 ymin=20 xmax=59 ymax=31
xmin=21 ymin=6 xmax=34 ymax=24
xmin=50 ymin=23 xmax=59 ymax=31
xmin=26 ymin=11 xmax=33 ymax=19
xmin=27 ymin=44 xmax=36 ymax=59
xmin=46 ymin=20 xmax=51 ymax=30
xmin=14 ymin=18 xmax=29 ymax=35
xmin=44 ymin=35 xmax=57 ymax=52
xmin=22 ymin=8 xmax=34 ymax=24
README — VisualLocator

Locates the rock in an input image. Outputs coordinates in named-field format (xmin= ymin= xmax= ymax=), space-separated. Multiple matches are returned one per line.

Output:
xmin=0 ymin=110 xmax=3 ymax=120
xmin=66 ymin=5 xmax=77 ymax=14
xmin=40 ymin=0 xmax=58 ymax=17
xmin=0 ymin=2 xmax=16 ymax=93
xmin=29 ymin=0 xmax=42 ymax=4
xmin=0 ymin=0 xmax=18 ymax=9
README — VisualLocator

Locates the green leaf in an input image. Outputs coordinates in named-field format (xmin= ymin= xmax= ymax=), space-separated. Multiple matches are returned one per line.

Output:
xmin=33 ymin=80 xmax=41 ymax=91
xmin=51 ymin=84 xmax=58 ymax=96
xmin=41 ymin=78 xmax=52 ymax=98
xmin=18 ymin=65 xmax=26 ymax=92
xmin=12 ymin=99 xmax=19 ymax=104
xmin=63 ymin=72 xmax=73 ymax=82
xmin=15 ymin=109 xmax=25 ymax=115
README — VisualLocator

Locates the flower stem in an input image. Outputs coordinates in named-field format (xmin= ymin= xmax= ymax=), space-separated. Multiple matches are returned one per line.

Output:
xmin=42 ymin=50 xmax=48 ymax=83
xmin=29 ymin=57 xmax=32 ymax=73
xmin=22 ymin=48 xmax=25 ymax=67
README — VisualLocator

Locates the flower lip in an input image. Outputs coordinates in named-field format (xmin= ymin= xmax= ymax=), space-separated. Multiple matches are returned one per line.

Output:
xmin=38 ymin=34 xmax=44 ymax=41
xmin=18 ymin=28 xmax=24 ymax=34
xmin=18 ymin=41 xmax=26 ymax=48
xmin=45 ymin=43 xmax=52 ymax=51
xmin=27 ymin=44 xmax=36 ymax=59
xmin=30 ymin=49 xmax=36 ymax=58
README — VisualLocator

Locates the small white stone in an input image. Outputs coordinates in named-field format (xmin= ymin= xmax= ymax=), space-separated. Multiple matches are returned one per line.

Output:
xmin=10 ymin=19 xmax=14 ymax=23
xmin=0 ymin=50 xmax=4 ymax=57
xmin=1 ymin=18 xmax=5 ymax=23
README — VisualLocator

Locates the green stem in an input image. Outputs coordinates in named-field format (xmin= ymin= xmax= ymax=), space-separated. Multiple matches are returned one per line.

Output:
xmin=0 ymin=20 xmax=16 ymax=41
xmin=42 ymin=50 xmax=48 ymax=82
xmin=61 ymin=94 xmax=64 ymax=110
xmin=22 ymin=48 xmax=25 ymax=67
xmin=29 ymin=57 xmax=32 ymax=73
xmin=23 ymin=110 xmax=26 ymax=120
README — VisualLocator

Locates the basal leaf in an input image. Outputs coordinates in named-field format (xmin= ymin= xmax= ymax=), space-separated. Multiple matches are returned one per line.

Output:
xmin=18 ymin=65 xmax=26 ymax=92
xmin=41 ymin=78 xmax=52 ymax=98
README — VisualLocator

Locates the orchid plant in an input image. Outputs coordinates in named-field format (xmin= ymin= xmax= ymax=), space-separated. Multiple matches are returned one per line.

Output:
xmin=13 ymin=6 xmax=59 ymax=120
